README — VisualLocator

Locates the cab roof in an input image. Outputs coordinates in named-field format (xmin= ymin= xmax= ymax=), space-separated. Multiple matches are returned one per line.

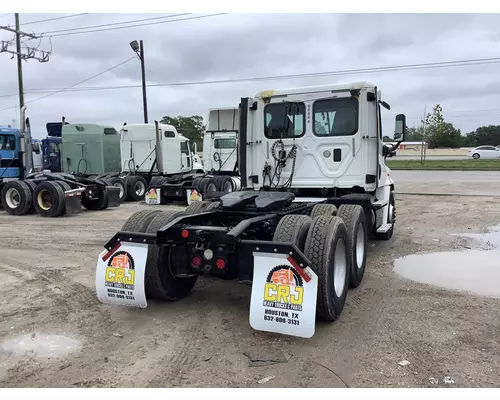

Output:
xmin=120 ymin=123 xmax=188 ymax=140
xmin=255 ymin=81 xmax=377 ymax=99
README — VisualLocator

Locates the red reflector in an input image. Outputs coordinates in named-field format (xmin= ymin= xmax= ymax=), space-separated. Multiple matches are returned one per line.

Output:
xmin=191 ymin=256 xmax=201 ymax=267
xmin=181 ymin=229 xmax=189 ymax=238
xmin=215 ymin=258 xmax=225 ymax=270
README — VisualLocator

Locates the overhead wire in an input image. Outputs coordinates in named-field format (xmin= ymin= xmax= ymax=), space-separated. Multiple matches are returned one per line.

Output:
xmin=43 ymin=13 xmax=228 ymax=37
xmin=20 ymin=13 xmax=90 ymax=26
xmin=0 ymin=56 xmax=136 ymax=112
xmin=1 ymin=55 xmax=500 ymax=100
xmin=39 ymin=13 xmax=192 ymax=35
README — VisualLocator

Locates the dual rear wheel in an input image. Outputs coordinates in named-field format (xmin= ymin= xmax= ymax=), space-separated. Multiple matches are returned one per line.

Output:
xmin=272 ymin=203 xmax=367 ymax=321
xmin=119 ymin=201 xmax=371 ymax=324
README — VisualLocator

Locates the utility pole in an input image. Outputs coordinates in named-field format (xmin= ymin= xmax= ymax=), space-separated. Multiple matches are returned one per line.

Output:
xmin=1 ymin=13 xmax=51 ymax=110
xmin=0 ymin=13 xmax=50 ymax=174
xmin=15 ymin=13 xmax=24 ymax=109
xmin=129 ymin=40 xmax=148 ymax=123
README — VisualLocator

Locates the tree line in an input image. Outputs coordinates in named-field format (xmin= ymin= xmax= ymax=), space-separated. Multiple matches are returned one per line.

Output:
xmin=383 ymin=104 xmax=500 ymax=148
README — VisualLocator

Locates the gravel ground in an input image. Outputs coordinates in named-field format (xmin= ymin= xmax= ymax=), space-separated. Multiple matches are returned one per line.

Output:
xmin=0 ymin=187 xmax=499 ymax=388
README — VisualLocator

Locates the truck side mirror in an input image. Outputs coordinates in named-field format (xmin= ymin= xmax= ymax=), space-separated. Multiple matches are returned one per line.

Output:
xmin=394 ymin=114 xmax=406 ymax=142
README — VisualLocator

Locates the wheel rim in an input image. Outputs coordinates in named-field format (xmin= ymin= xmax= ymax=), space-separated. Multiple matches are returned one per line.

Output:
xmin=37 ymin=189 xmax=52 ymax=210
xmin=473 ymin=154 xmax=479 ymax=159
xmin=115 ymin=183 xmax=124 ymax=198
xmin=5 ymin=188 xmax=20 ymax=209
xmin=223 ymin=181 xmax=233 ymax=192
xmin=135 ymin=181 xmax=146 ymax=196
xmin=355 ymin=224 xmax=365 ymax=270
xmin=333 ymin=238 xmax=347 ymax=297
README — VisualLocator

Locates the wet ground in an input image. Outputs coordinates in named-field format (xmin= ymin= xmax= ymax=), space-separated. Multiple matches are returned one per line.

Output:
xmin=0 ymin=172 xmax=500 ymax=388
xmin=393 ymin=226 xmax=500 ymax=298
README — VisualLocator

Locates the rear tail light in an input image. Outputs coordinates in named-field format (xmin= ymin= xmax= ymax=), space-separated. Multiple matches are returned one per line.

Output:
xmin=215 ymin=258 xmax=226 ymax=270
xmin=191 ymin=256 xmax=201 ymax=267
xmin=181 ymin=229 xmax=189 ymax=238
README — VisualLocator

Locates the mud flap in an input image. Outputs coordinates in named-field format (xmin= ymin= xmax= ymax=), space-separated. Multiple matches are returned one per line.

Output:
xmin=64 ymin=189 xmax=83 ymax=216
xmin=104 ymin=186 xmax=121 ymax=208
xmin=95 ymin=242 xmax=148 ymax=308
xmin=249 ymin=251 xmax=318 ymax=338
xmin=145 ymin=188 xmax=161 ymax=205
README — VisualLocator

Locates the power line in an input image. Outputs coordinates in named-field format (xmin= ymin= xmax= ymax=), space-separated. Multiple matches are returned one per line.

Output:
xmin=21 ymin=13 xmax=90 ymax=26
xmin=40 ymin=13 xmax=192 ymax=35
xmin=0 ymin=56 xmax=136 ymax=112
xmin=45 ymin=13 xmax=228 ymax=37
xmin=1 ymin=55 xmax=500 ymax=100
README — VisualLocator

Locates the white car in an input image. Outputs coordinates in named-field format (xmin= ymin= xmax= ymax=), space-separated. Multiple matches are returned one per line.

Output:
xmin=467 ymin=145 xmax=500 ymax=159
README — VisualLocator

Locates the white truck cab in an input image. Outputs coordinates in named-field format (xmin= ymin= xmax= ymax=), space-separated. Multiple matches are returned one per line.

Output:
xmin=203 ymin=108 xmax=239 ymax=174
xmin=241 ymin=81 xmax=395 ymax=195
xmin=120 ymin=123 xmax=197 ymax=175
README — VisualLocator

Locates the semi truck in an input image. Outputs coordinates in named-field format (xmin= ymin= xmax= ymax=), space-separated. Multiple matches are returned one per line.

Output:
xmin=95 ymin=81 xmax=406 ymax=339
xmin=203 ymin=107 xmax=239 ymax=174
xmin=0 ymin=109 xmax=120 ymax=217
xmin=58 ymin=121 xmax=205 ymax=203
xmin=146 ymin=110 xmax=242 ymax=204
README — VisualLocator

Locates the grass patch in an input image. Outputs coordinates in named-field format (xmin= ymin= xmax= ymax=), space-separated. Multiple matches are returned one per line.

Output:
xmin=386 ymin=159 xmax=500 ymax=170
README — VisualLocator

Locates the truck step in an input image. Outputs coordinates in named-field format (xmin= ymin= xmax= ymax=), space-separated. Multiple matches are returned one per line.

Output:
xmin=372 ymin=199 xmax=388 ymax=208
xmin=377 ymin=223 xmax=392 ymax=233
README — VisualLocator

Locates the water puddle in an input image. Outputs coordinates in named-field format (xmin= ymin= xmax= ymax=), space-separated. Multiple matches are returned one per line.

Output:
xmin=393 ymin=226 xmax=500 ymax=298
xmin=0 ymin=333 xmax=82 ymax=361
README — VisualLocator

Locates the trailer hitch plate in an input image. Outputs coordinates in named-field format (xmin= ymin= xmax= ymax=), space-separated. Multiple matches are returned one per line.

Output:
xmin=95 ymin=242 xmax=148 ymax=308
xmin=249 ymin=252 xmax=318 ymax=338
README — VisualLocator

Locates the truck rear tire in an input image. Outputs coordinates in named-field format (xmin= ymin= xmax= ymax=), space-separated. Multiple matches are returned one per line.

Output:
xmin=310 ymin=204 xmax=337 ymax=220
xmin=185 ymin=200 xmax=211 ymax=214
xmin=54 ymin=180 xmax=71 ymax=191
xmin=217 ymin=176 xmax=235 ymax=193
xmin=108 ymin=177 xmax=126 ymax=203
xmin=121 ymin=209 xmax=162 ymax=232
xmin=144 ymin=211 xmax=197 ymax=301
xmin=24 ymin=180 xmax=37 ymax=214
xmin=337 ymin=204 xmax=367 ymax=288
xmin=82 ymin=185 xmax=108 ymax=211
xmin=1 ymin=181 xmax=33 ymax=216
xmin=33 ymin=181 xmax=66 ymax=217
xmin=200 ymin=177 xmax=217 ymax=196
xmin=205 ymin=201 xmax=220 ymax=211
xmin=304 ymin=215 xmax=349 ymax=321
xmin=192 ymin=177 xmax=204 ymax=190
xmin=149 ymin=176 xmax=163 ymax=187
xmin=273 ymin=214 xmax=312 ymax=252
xmin=126 ymin=175 xmax=148 ymax=202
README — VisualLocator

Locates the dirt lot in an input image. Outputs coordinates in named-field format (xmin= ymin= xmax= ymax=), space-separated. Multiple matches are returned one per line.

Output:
xmin=1 ymin=191 xmax=500 ymax=388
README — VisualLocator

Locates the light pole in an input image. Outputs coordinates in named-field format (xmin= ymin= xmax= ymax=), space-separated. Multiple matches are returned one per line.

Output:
xmin=130 ymin=40 xmax=148 ymax=123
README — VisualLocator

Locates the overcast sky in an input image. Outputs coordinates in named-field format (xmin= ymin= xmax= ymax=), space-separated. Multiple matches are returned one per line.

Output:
xmin=1 ymin=13 xmax=500 ymax=138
